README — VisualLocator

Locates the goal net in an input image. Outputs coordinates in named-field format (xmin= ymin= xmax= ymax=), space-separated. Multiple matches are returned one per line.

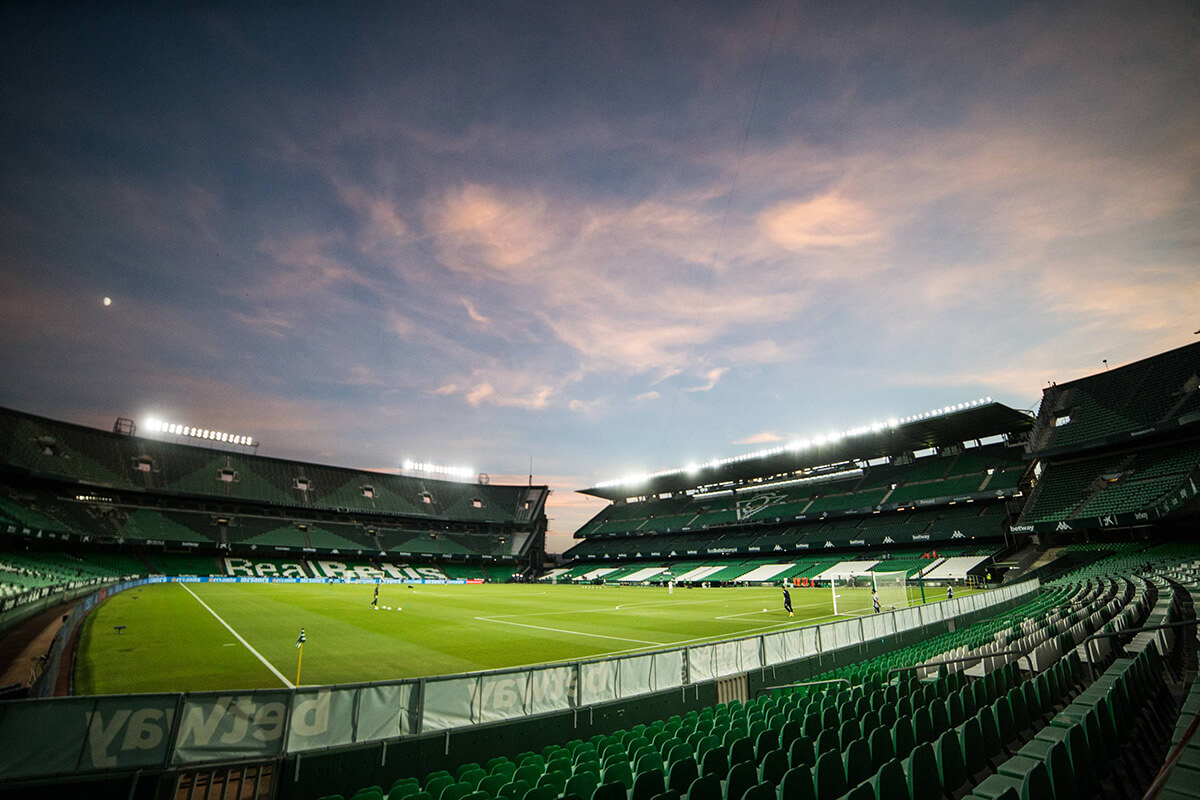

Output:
xmin=830 ymin=570 xmax=910 ymax=616
xmin=872 ymin=570 xmax=910 ymax=613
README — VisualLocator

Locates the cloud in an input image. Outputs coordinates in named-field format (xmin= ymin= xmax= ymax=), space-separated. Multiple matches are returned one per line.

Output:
xmin=758 ymin=193 xmax=882 ymax=252
xmin=462 ymin=298 xmax=491 ymax=325
xmin=442 ymin=376 xmax=559 ymax=410
xmin=685 ymin=367 xmax=728 ymax=393
xmin=635 ymin=390 xmax=660 ymax=402
xmin=423 ymin=181 xmax=814 ymax=382
xmin=734 ymin=431 xmax=782 ymax=445
xmin=465 ymin=384 xmax=495 ymax=405
xmin=426 ymin=183 xmax=557 ymax=274
xmin=568 ymin=397 xmax=605 ymax=416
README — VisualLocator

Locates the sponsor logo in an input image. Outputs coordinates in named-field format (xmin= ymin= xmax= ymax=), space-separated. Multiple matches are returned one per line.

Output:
xmin=911 ymin=534 xmax=930 ymax=541
xmin=951 ymin=531 xmax=965 ymax=539
xmin=823 ymin=541 xmax=834 ymax=548
xmin=1099 ymin=515 xmax=1117 ymax=527
xmin=1009 ymin=524 xmax=1034 ymax=533
xmin=882 ymin=536 xmax=895 ymax=544
xmin=1134 ymin=512 xmax=1149 ymax=521
xmin=1055 ymin=521 xmax=1073 ymax=531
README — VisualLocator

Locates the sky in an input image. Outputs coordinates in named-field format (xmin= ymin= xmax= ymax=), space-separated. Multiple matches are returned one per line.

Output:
xmin=1 ymin=2 xmax=1198 ymax=553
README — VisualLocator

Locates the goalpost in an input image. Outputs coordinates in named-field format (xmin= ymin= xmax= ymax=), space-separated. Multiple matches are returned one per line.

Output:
xmin=830 ymin=570 xmax=910 ymax=615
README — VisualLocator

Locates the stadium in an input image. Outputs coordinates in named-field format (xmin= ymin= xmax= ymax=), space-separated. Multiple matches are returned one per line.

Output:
xmin=1 ymin=342 xmax=1199 ymax=800
xmin=3 ymin=4 xmax=1200 ymax=800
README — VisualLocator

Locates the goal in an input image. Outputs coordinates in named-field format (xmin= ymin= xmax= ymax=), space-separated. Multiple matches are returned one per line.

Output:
xmin=831 ymin=570 xmax=910 ymax=615
xmin=872 ymin=570 xmax=911 ymax=613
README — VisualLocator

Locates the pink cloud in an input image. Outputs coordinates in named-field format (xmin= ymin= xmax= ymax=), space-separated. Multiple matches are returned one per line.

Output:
xmin=758 ymin=193 xmax=882 ymax=252
xmin=686 ymin=367 xmax=728 ymax=393
xmin=734 ymin=431 xmax=782 ymax=445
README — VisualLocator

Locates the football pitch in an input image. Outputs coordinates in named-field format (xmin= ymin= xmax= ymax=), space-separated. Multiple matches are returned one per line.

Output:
xmin=73 ymin=581 xmax=975 ymax=695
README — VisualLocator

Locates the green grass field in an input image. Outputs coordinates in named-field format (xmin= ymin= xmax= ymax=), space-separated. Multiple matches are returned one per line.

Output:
xmin=74 ymin=581 xmax=974 ymax=695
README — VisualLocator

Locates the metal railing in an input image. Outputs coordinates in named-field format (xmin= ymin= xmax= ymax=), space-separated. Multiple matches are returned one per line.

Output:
xmin=755 ymin=678 xmax=850 ymax=698
xmin=886 ymin=649 xmax=1035 ymax=684
xmin=1079 ymin=619 xmax=1200 ymax=681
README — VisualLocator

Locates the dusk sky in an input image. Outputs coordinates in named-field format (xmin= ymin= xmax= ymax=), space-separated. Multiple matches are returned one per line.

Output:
xmin=1 ymin=3 xmax=1198 ymax=551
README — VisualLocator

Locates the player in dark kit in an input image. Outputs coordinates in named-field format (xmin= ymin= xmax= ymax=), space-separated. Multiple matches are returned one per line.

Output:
xmin=371 ymin=581 xmax=380 ymax=608
xmin=782 ymin=588 xmax=793 ymax=617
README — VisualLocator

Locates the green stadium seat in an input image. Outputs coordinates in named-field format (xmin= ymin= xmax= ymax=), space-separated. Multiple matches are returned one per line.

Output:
xmin=892 ymin=718 xmax=915 ymax=760
xmin=788 ymin=735 xmax=815 ymax=769
xmin=592 ymin=782 xmax=627 ymax=800
xmin=667 ymin=757 xmax=699 ymax=795
xmin=631 ymin=769 xmax=666 ymax=800
xmin=903 ymin=742 xmax=941 ymax=800
xmin=1017 ymin=739 xmax=1076 ymax=800
xmin=478 ymin=775 xmax=508 ymax=797
xmin=839 ymin=720 xmax=861 ymax=750
xmin=426 ymin=776 xmax=455 ymax=800
xmin=843 ymin=739 xmax=873 ymax=788
xmin=812 ymin=750 xmax=846 ymax=800
xmin=522 ymin=786 xmax=558 ymax=800
xmin=440 ymin=783 xmax=471 ymax=800
xmin=729 ymin=737 xmax=755 ymax=766
xmin=724 ymin=761 xmax=757 ymax=800
xmin=868 ymin=725 xmax=894 ymax=770
xmin=498 ymin=781 xmax=529 ymax=800
xmin=741 ymin=782 xmax=776 ymax=800
xmin=460 ymin=769 xmax=487 ymax=790
xmin=1033 ymin=724 xmax=1097 ymax=798
xmin=700 ymin=747 xmax=727 ymax=778
xmin=869 ymin=759 xmax=907 ymax=800
xmin=603 ymin=762 xmax=633 ymax=790
xmin=537 ymin=771 xmax=569 ymax=792
xmin=778 ymin=766 xmax=816 ymax=800
xmin=513 ymin=766 xmax=542 ymax=786
xmin=935 ymin=729 xmax=967 ymax=797
xmin=636 ymin=752 xmax=665 ymax=776
xmin=389 ymin=779 xmax=420 ymax=800
xmin=685 ymin=774 xmax=721 ymax=800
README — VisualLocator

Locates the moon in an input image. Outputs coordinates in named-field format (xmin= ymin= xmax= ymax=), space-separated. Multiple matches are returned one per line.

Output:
xmin=103 ymin=297 xmax=112 ymax=307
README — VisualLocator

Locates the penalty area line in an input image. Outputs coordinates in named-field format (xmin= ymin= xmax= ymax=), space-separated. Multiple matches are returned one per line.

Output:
xmin=178 ymin=582 xmax=294 ymax=689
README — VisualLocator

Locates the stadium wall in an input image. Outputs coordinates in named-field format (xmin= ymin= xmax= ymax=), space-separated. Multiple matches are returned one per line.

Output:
xmin=0 ymin=579 xmax=1038 ymax=799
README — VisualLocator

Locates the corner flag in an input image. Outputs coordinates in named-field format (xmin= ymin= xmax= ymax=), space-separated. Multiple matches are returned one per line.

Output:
xmin=295 ymin=628 xmax=306 ymax=685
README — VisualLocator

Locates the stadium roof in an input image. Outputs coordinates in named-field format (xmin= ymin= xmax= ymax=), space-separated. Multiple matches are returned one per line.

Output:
xmin=581 ymin=401 xmax=1033 ymax=501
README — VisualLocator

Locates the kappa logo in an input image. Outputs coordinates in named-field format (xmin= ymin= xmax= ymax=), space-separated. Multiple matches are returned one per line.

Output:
xmin=951 ymin=531 xmax=965 ymax=539
xmin=882 ymin=536 xmax=895 ymax=544
xmin=823 ymin=541 xmax=834 ymax=548
xmin=773 ymin=544 xmax=783 ymax=551
xmin=1055 ymin=521 xmax=1073 ymax=531
xmin=736 ymin=492 xmax=788 ymax=521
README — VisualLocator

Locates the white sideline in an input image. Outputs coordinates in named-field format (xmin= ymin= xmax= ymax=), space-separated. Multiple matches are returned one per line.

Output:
xmin=475 ymin=615 xmax=664 ymax=646
xmin=178 ymin=582 xmax=295 ymax=689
